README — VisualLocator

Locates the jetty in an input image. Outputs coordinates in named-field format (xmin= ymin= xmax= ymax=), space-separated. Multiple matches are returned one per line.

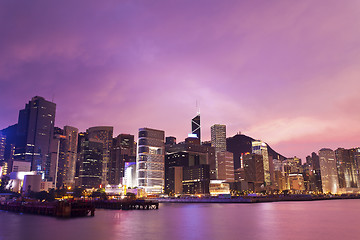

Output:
xmin=93 ymin=199 xmax=159 ymax=210
xmin=0 ymin=200 xmax=95 ymax=218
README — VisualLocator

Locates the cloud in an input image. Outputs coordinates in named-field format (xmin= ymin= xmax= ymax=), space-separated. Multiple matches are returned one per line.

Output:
xmin=1 ymin=0 xmax=360 ymax=161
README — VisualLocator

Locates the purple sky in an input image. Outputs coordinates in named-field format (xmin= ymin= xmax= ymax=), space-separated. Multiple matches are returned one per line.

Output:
xmin=1 ymin=0 xmax=360 ymax=160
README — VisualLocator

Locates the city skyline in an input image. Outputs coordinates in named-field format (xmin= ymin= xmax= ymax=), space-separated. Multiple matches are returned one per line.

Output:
xmin=1 ymin=1 xmax=360 ymax=161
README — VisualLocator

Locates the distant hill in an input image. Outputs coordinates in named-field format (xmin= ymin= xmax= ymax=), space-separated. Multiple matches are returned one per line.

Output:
xmin=226 ymin=134 xmax=287 ymax=169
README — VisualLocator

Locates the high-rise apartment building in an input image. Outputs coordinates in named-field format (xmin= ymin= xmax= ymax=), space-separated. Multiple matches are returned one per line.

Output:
xmin=137 ymin=128 xmax=165 ymax=193
xmin=318 ymin=148 xmax=339 ymax=194
xmin=15 ymin=96 xmax=56 ymax=179
xmin=191 ymin=114 xmax=201 ymax=141
xmin=87 ymin=126 xmax=113 ymax=185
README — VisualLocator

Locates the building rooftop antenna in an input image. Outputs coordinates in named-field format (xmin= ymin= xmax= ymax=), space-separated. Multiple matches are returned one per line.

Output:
xmin=196 ymin=100 xmax=200 ymax=115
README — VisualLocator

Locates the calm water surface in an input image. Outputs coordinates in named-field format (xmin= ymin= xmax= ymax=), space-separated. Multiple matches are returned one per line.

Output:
xmin=0 ymin=199 xmax=359 ymax=240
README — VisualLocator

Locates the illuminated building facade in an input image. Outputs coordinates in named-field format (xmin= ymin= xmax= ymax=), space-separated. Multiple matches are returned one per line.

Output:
xmin=289 ymin=174 xmax=305 ymax=192
xmin=335 ymin=148 xmax=359 ymax=188
xmin=137 ymin=128 xmax=165 ymax=193
xmin=15 ymin=96 xmax=56 ymax=178
xmin=252 ymin=140 xmax=271 ymax=186
xmin=319 ymin=148 xmax=339 ymax=194
xmin=211 ymin=124 xmax=234 ymax=181
xmin=87 ymin=126 xmax=113 ymax=185
xmin=124 ymin=161 xmax=136 ymax=188
xmin=211 ymin=124 xmax=227 ymax=153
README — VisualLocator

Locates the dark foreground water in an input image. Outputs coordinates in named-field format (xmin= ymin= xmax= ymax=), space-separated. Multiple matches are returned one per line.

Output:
xmin=1 ymin=199 xmax=360 ymax=240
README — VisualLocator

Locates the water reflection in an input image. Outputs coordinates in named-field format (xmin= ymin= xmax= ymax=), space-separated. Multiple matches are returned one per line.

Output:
xmin=1 ymin=200 xmax=360 ymax=240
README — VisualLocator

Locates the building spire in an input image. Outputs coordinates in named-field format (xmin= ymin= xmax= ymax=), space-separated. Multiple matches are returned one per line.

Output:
xmin=196 ymin=100 xmax=200 ymax=115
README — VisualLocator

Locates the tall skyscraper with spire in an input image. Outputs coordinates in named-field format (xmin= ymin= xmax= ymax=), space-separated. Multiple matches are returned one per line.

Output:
xmin=191 ymin=114 xmax=201 ymax=141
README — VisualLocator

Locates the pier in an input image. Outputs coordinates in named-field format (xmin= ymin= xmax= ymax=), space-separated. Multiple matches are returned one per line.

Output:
xmin=0 ymin=201 xmax=95 ymax=218
xmin=93 ymin=199 xmax=159 ymax=210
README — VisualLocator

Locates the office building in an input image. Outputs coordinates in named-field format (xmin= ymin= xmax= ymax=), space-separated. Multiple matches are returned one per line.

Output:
xmin=318 ymin=148 xmax=339 ymax=194
xmin=191 ymin=114 xmax=201 ymax=141
xmin=0 ymin=124 xmax=17 ymax=171
xmin=137 ymin=128 xmax=165 ymax=193
xmin=79 ymin=138 xmax=103 ymax=189
xmin=14 ymin=96 xmax=56 ymax=180
xmin=252 ymin=140 xmax=271 ymax=186
xmin=211 ymin=124 xmax=227 ymax=152
xmin=211 ymin=124 xmax=234 ymax=181
xmin=216 ymin=151 xmax=235 ymax=182
xmin=165 ymin=139 xmax=213 ymax=195
xmin=87 ymin=126 xmax=113 ymax=185
xmin=243 ymin=153 xmax=264 ymax=192
xmin=182 ymin=164 xmax=210 ymax=194
xmin=335 ymin=148 xmax=359 ymax=188
xmin=109 ymin=134 xmax=136 ymax=185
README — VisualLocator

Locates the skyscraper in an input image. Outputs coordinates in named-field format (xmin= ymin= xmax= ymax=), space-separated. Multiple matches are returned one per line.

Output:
xmin=15 ymin=96 xmax=56 ymax=179
xmin=335 ymin=148 xmax=358 ymax=188
xmin=0 ymin=124 xmax=17 ymax=171
xmin=243 ymin=153 xmax=264 ymax=192
xmin=318 ymin=148 xmax=339 ymax=194
xmin=109 ymin=134 xmax=136 ymax=185
xmin=211 ymin=124 xmax=234 ymax=181
xmin=87 ymin=126 xmax=113 ymax=185
xmin=191 ymin=114 xmax=201 ymax=141
xmin=79 ymin=138 xmax=103 ymax=188
xmin=137 ymin=127 xmax=165 ymax=193
xmin=216 ymin=151 xmax=235 ymax=182
xmin=252 ymin=140 xmax=271 ymax=186
xmin=62 ymin=126 xmax=79 ymax=188
xmin=165 ymin=139 xmax=213 ymax=195
xmin=211 ymin=124 xmax=226 ymax=152
xmin=49 ymin=127 xmax=65 ymax=186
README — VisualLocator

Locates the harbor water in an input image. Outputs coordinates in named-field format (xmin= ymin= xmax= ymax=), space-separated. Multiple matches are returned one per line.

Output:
xmin=0 ymin=199 xmax=359 ymax=240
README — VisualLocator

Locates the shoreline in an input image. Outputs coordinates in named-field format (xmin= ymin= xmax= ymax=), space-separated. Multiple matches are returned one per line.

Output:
xmin=156 ymin=194 xmax=360 ymax=204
